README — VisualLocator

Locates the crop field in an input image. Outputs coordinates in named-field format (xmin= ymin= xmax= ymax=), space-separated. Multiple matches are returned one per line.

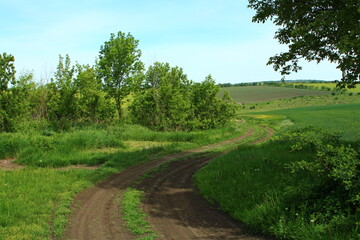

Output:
xmin=263 ymin=103 xmax=360 ymax=141
xmin=238 ymin=92 xmax=360 ymax=112
xmin=220 ymin=86 xmax=330 ymax=104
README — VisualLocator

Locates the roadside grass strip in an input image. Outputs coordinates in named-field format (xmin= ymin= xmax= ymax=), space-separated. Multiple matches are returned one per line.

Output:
xmin=0 ymin=168 xmax=93 ymax=240
xmin=195 ymin=132 xmax=360 ymax=239
xmin=121 ymin=188 xmax=157 ymax=240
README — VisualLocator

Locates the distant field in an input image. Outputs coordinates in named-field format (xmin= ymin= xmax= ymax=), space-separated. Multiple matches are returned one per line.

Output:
xmin=220 ymin=86 xmax=330 ymax=104
xmin=293 ymin=82 xmax=360 ymax=93
xmin=258 ymin=103 xmax=360 ymax=141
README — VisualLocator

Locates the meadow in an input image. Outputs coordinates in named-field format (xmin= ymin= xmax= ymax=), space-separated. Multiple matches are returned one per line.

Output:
xmin=195 ymin=102 xmax=360 ymax=240
xmin=0 ymin=123 xmax=247 ymax=239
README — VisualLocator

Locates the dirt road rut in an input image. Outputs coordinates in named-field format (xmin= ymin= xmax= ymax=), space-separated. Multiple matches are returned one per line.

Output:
xmin=62 ymin=126 xmax=273 ymax=240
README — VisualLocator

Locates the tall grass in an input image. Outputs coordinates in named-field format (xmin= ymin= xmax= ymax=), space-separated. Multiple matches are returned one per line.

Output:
xmin=0 ymin=122 xmax=247 ymax=239
xmin=0 ymin=168 xmax=93 ymax=239
xmin=195 ymin=140 xmax=360 ymax=240
xmin=0 ymin=123 xmax=246 ymax=168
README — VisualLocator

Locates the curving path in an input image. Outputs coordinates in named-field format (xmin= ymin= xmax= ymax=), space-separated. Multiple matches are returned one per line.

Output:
xmin=61 ymin=126 xmax=273 ymax=240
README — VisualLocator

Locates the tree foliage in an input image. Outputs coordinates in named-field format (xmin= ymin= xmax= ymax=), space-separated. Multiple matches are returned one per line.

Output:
xmin=248 ymin=0 xmax=360 ymax=88
xmin=0 ymin=53 xmax=16 ymax=131
xmin=0 ymin=53 xmax=16 ymax=91
xmin=97 ymin=31 xmax=144 ymax=118
xmin=0 ymin=32 xmax=235 ymax=132
xmin=130 ymin=62 xmax=236 ymax=131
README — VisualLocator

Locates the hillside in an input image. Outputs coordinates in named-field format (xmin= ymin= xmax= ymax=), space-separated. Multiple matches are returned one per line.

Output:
xmin=220 ymin=86 xmax=330 ymax=104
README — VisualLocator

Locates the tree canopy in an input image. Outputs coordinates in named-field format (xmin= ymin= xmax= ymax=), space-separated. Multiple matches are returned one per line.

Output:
xmin=248 ymin=0 xmax=360 ymax=88
xmin=97 ymin=31 xmax=144 ymax=118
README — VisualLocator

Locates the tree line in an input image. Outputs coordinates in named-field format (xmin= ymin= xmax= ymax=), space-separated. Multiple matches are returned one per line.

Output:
xmin=0 ymin=32 xmax=235 ymax=132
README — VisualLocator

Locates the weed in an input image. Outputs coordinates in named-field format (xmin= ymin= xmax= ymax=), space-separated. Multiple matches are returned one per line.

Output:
xmin=121 ymin=188 xmax=157 ymax=239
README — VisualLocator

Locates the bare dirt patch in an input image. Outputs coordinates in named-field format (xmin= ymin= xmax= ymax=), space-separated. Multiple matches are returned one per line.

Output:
xmin=0 ymin=159 xmax=23 ymax=170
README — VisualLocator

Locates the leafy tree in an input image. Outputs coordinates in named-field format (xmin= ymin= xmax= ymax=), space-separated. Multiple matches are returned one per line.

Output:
xmin=75 ymin=64 xmax=116 ymax=122
xmin=0 ymin=53 xmax=16 ymax=91
xmin=47 ymin=54 xmax=78 ymax=122
xmin=10 ymin=72 xmax=38 ymax=130
xmin=130 ymin=62 xmax=191 ymax=131
xmin=248 ymin=0 xmax=360 ymax=88
xmin=97 ymin=31 xmax=144 ymax=119
xmin=131 ymin=63 xmax=236 ymax=131
xmin=191 ymin=75 xmax=236 ymax=129
xmin=0 ymin=53 xmax=16 ymax=131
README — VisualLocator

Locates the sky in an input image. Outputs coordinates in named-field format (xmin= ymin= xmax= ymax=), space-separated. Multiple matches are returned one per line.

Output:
xmin=1 ymin=0 xmax=342 ymax=83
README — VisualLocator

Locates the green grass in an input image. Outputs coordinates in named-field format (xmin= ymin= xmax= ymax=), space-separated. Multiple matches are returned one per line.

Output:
xmin=0 ymin=122 xmax=247 ymax=240
xmin=0 ymin=123 xmax=247 ymax=168
xmin=253 ymin=103 xmax=360 ymax=141
xmin=195 ymin=102 xmax=360 ymax=239
xmin=195 ymin=139 xmax=360 ymax=240
xmin=121 ymin=188 xmax=157 ymax=240
xmin=220 ymin=86 xmax=330 ymax=104
xmin=0 ymin=168 xmax=93 ymax=239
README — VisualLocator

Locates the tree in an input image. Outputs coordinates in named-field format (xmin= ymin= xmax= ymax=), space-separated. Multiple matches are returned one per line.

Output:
xmin=191 ymin=75 xmax=236 ymax=129
xmin=0 ymin=53 xmax=16 ymax=91
xmin=75 ymin=64 xmax=116 ymax=122
xmin=130 ymin=63 xmax=236 ymax=131
xmin=97 ymin=31 xmax=144 ymax=119
xmin=248 ymin=0 xmax=360 ymax=88
xmin=0 ymin=53 xmax=16 ymax=131
xmin=130 ymin=62 xmax=192 ymax=131
xmin=47 ymin=54 xmax=78 ymax=122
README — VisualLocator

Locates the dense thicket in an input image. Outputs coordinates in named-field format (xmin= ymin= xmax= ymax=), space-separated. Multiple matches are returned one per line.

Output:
xmin=130 ymin=62 xmax=235 ymax=131
xmin=0 ymin=32 xmax=236 ymax=132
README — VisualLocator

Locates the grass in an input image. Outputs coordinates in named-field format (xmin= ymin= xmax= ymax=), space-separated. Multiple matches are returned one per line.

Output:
xmin=121 ymin=188 xmax=157 ymax=240
xmin=220 ymin=86 xmax=330 ymax=104
xmin=0 ymin=168 xmax=93 ymax=239
xmin=195 ymin=102 xmax=360 ymax=239
xmin=195 ymin=137 xmax=360 ymax=240
xmin=237 ymin=93 xmax=360 ymax=112
xmin=0 ymin=123 xmax=247 ymax=168
xmin=0 ymin=122 xmax=247 ymax=240
xmin=250 ymin=103 xmax=360 ymax=141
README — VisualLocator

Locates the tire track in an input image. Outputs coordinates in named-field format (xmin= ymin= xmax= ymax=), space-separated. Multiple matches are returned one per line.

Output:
xmin=61 ymin=126 xmax=272 ymax=240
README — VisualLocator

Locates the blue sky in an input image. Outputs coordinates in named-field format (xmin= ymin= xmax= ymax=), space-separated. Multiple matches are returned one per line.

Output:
xmin=1 ymin=0 xmax=341 ymax=83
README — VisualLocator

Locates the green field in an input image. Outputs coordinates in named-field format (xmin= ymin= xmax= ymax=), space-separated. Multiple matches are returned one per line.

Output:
xmin=220 ymin=86 xmax=330 ymax=104
xmin=253 ymin=103 xmax=360 ymax=141
xmin=237 ymin=92 xmax=360 ymax=112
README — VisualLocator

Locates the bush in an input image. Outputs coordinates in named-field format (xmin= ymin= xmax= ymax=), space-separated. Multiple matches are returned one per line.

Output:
xmin=280 ymin=127 xmax=360 ymax=210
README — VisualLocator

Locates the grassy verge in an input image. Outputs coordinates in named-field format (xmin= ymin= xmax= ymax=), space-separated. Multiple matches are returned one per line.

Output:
xmin=0 ymin=169 xmax=93 ymax=239
xmin=195 ymin=103 xmax=360 ymax=240
xmin=121 ymin=188 xmax=157 ymax=240
xmin=195 ymin=138 xmax=360 ymax=240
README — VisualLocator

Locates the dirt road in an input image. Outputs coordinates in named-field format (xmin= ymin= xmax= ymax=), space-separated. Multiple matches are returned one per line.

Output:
xmin=62 ymin=126 xmax=273 ymax=240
